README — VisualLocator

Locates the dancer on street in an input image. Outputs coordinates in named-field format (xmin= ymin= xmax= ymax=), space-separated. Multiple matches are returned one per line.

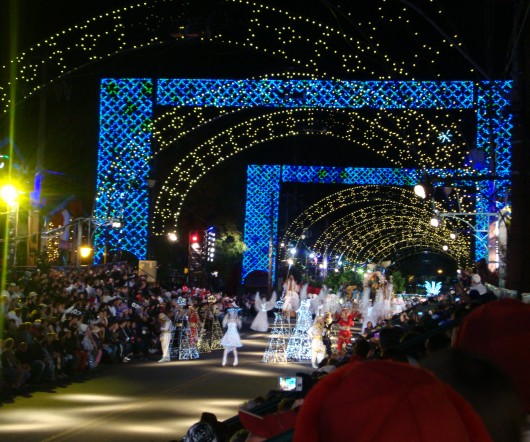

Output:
xmin=250 ymin=291 xmax=276 ymax=332
xmin=307 ymin=316 xmax=326 ymax=369
xmin=221 ymin=308 xmax=243 ymax=367
xmin=337 ymin=307 xmax=354 ymax=355
xmin=158 ymin=312 xmax=173 ymax=362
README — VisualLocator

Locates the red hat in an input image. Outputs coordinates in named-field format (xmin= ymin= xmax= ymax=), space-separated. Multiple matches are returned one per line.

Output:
xmin=294 ymin=360 xmax=492 ymax=442
xmin=238 ymin=408 xmax=298 ymax=439
xmin=454 ymin=298 xmax=530 ymax=413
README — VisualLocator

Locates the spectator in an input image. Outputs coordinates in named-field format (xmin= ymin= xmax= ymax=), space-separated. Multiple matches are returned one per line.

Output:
xmin=1 ymin=338 xmax=30 ymax=389
xmin=239 ymin=404 xmax=300 ymax=441
xmin=453 ymin=298 xmax=530 ymax=416
xmin=422 ymin=348 xmax=525 ymax=442
xmin=294 ymin=359 xmax=493 ymax=442
xmin=15 ymin=341 xmax=45 ymax=384
xmin=27 ymin=334 xmax=56 ymax=382
xmin=469 ymin=273 xmax=487 ymax=296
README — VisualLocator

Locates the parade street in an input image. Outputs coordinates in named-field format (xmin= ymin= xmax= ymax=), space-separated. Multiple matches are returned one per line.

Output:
xmin=0 ymin=329 xmax=309 ymax=442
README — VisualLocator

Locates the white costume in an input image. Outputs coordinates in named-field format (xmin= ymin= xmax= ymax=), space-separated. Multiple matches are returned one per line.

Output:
xmin=312 ymin=285 xmax=328 ymax=316
xmin=307 ymin=320 xmax=326 ymax=369
xmin=158 ymin=313 xmax=174 ymax=362
xmin=221 ymin=309 xmax=243 ymax=366
xmin=392 ymin=294 xmax=406 ymax=315
xmin=250 ymin=292 xmax=277 ymax=332
xmin=381 ymin=280 xmax=393 ymax=320
xmin=283 ymin=290 xmax=300 ymax=317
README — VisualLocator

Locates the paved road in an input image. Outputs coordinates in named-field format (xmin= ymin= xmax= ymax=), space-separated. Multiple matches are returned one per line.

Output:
xmin=0 ymin=330 xmax=310 ymax=442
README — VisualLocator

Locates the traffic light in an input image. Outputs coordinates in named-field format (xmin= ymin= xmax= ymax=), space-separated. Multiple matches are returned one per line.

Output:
xmin=188 ymin=230 xmax=203 ymax=272
xmin=190 ymin=232 xmax=199 ymax=243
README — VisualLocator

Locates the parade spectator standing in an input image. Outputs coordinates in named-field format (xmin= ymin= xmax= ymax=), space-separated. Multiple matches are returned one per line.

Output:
xmin=15 ymin=341 xmax=45 ymax=384
xmin=1 ymin=338 xmax=30 ymax=389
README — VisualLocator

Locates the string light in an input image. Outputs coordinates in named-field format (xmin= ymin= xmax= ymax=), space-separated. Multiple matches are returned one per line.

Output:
xmin=3 ymin=2 xmax=509 ymax=267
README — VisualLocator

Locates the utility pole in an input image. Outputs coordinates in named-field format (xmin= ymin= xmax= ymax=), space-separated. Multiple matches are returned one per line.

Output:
xmin=27 ymin=62 xmax=47 ymax=266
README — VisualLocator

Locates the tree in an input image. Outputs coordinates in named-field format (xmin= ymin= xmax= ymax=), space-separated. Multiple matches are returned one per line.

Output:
xmin=323 ymin=269 xmax=363 ymax=293
xmin=206 ymin=221 xmax=246 ymax=293
xmin=390 ymin=270 xmax=406 ymax=294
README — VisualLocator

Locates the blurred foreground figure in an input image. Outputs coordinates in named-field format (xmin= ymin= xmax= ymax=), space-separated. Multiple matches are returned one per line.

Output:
xmin=294 ymin=359 xmax=494 ymax=442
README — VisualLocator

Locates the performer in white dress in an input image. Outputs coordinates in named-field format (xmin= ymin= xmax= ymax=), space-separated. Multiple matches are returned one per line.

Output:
xmin=282 ymin=289 xmax=300 ymax=322
xmin=381 ymin=277 xmax=393 ymax=320
xmin=307 ymin=316 xmax=326 ymax=369
xmin=221 ymin=308 xmax=243 ymax=367
xmin=158 ymin=313 xmax=173 ymax=362
xmin=250 ymin=291 xmax=277 ymax=332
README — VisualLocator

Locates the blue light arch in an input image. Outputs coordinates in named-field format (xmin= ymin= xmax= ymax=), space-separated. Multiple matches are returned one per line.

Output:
xmin=94 ymin=78 xmax=512 ymax=278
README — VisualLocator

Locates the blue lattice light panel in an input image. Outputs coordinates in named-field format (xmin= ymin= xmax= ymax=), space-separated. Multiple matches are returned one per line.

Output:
xmin=95 ymin=78 xmax=512 ymax=271
xmin=94 ymin=78 xmax=153 ymax=263
xmin=243 ymin=165 xmax=485 ymax=283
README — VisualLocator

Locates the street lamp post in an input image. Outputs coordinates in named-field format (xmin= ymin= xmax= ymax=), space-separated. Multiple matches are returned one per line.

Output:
xmin=434 ymin=211 xmax=501 ymax=271
xmin=1 ymin=184 xmax=20 ymax=267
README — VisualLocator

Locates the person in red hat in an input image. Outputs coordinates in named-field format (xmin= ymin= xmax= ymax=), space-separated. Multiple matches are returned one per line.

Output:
xmin=239 ymin=405 xmax=300 ymax=441
xmin=294 ymin=359 xmax=494 ymax=442
xmin=453 ymin=297 xmax=530 ymax=416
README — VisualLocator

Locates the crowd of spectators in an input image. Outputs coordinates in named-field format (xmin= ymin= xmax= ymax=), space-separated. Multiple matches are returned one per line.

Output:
xmin=0 ymin=262 xmax=245 ymax=394
xmin=1 ymin=262 xmax=529 ymax=442
xmin=182 ymin=273 xmax=530 ymax=442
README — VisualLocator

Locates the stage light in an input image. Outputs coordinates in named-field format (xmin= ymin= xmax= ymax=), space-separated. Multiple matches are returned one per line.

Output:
xmin=430 ymin=216 xmax=443 ymax=228
xmin=1 ymin=184 xmax=18 ymax=205
xmin=168 ymin=232 xmax=178 ymax=242
xmin=79 ymin=246 xmax=93 ymax=258
xmin=414 ymin=183 xmax=428 ymax=199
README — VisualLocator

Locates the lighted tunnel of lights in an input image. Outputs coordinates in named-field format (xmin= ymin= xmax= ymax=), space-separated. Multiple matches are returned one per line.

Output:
xmin=2 ymin=1 xmax=513 ymax=279
xmin=93 ymin=78 xmax=512 ymax=280
xmin=153 ymin=104 xmax=472 ymax=227
xmin=292 ymin=191 xmax=471 ymax=266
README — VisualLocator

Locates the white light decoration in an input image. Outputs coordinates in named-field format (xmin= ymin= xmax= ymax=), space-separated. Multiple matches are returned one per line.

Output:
xmin=178 ymin=324 xmax=200 ymax=360
xmin=5 ymin=1 xmax=510 ymax=270
xmin=285 ymin=299 xmax=313 ymax=361
xmin=424 ymin=281 xmax=442 ymax=297
xmin=438 ymin=130 xmax=453 ymax=143
xmin=414 ymin=183 xmax=427 ymax=199
xmin=284 ymin=186 xmax=470 ymax=269
xmin=262 ymin=310 xmax=288 ymax=363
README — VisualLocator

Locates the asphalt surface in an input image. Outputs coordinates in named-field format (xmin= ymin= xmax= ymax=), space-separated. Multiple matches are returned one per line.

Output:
xmin=0 ymin=329 xmax=310 ymax=442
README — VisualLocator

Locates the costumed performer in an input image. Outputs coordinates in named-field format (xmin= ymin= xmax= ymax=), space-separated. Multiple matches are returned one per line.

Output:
xmin=307 ymin=316 xmax=326 ymax=369
xmin=221 ymin=308 xmax=243 ymax=367
xmin=283 ymin=289 xmax=300 ymax=321
xmin=322 ymin=311 xmax=336 ymax=357
xmin=158 ymin=313 xmax=173 ymax=362
xmin=337 ymin=307 xmax=354 ymax=354
xmin=187 ymin=305 xmax=199 ymax=346
xmin=250 ymin=291 xmax=277 ymax=332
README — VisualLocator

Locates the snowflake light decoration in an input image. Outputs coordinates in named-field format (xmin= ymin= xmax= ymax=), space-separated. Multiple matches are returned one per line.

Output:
xmin=424 ymin=281 xmax=442 ymax=297
xmin=438 ymin=130 xmax=453 ymax=143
